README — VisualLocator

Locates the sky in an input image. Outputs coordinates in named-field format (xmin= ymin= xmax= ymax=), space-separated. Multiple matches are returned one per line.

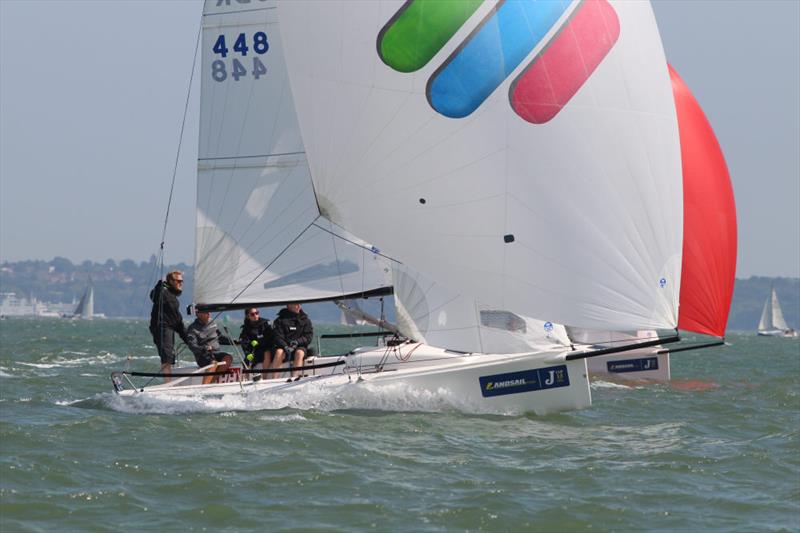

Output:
xmin=1 ymin=0 xmax=798 ymax=279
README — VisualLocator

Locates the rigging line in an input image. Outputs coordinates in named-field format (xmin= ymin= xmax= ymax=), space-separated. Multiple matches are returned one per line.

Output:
xmin=198 ymin=151 xmax=306 ymax=162
xmin=320 ymin=218 xmax=348 ymax=296
xmin=232 ymin=203 xmax=320 ymax=282
xmin=565 ymin=334 xmax=681 ymax=361
xmin=203 ymin=6 xmax=275 ymax=17
xmin=223 ymin=218 xmax=321 ymax=307
xmin=138 ymin=249 xmax=164 ymax=319
xmin=161 ymin=16 xmax=202 ymax=252
xmin=657 ymin=339 xmax=725 ymax=355
xmin=150 ymin=8 xmax=199 ymax=365
xmin=310 ymin=222 xmax=401 ymax=264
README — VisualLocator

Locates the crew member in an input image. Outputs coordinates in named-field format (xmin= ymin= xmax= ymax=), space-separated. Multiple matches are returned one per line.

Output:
xmin=149 ymin=271 xmax=188 ymax=381
xmin=187 ymin=308 xmax=233 ymax=383
xmin=239 ymin=307 xmax=275 ymax=377
xmin=271 ymin=302 xmax=313 ymax=379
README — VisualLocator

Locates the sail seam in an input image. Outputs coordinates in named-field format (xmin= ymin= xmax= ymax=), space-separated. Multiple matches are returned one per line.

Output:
xmin=204 ymin=7 xmax=275 ymax=18
xmin=198 ymin=151 xmax=306 ymax=161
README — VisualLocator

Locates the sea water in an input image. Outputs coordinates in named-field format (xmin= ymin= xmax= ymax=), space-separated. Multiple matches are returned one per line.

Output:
xmin=0 ymin=318 xmax=798 ymax=532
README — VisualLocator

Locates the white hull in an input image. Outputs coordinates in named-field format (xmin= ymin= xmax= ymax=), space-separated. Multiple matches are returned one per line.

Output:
xmin=586 ymin=349 xmax=671 ymax=382
xmin=114 ymin=343 xmax=591 ymax=415
xmin=757 ymin=329 xmax=798 ymax=338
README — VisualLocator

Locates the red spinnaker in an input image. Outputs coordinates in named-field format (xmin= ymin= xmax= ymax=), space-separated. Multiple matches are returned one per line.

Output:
xmin=671 ymin=65 xmax=737 ymax=337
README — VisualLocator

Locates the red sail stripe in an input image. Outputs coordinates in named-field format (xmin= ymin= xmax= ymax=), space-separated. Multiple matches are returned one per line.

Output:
xmin=509 ymin=0 xmax=619 ymax=124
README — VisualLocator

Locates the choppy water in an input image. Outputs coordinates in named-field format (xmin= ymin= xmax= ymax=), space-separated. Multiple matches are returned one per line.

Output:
xmin=0 ymin=318 xmax=798 ymax=532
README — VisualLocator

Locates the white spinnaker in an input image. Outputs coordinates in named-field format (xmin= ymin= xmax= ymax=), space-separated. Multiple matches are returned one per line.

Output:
xmin=279 ymin=0 xmax=683 ymax=331
xmin=195 ymin=1 xmax=392 ymax=306
xmin=394 ymin=264 xmax=571 ymax=354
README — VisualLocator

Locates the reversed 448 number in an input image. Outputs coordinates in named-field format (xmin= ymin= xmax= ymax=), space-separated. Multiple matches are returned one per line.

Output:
xmin=211 ymin=32 xmax=269 ymax=82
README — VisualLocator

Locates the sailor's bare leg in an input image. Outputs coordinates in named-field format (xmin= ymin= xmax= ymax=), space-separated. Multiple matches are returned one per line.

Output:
xmin=160 ymin=362 xmax=172 ymax=383
xmin=292 ymin=348 xmax=305 ymax=378
xmin=270 ymin=348 xmax=285 ymax=379
xmin=261 ymin=351 xmax=273 ymax=380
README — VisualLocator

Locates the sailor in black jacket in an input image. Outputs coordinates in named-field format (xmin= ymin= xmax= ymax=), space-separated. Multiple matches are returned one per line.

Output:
xmin=239 ymin=307 xmax=275 ymax=371
xmin=149 ymin=271 xmax=189 ymax=379
xmin=271 ymin=302 xmax=313 ymax=379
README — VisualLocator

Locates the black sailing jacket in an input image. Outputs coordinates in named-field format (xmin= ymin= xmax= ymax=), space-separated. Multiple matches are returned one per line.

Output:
xmin=149 ymin=281 xmax=187 ymax=342
xmin=273 ymin=308 xmax=313 ymax=350
xmin=239 ymin=317 xmax=275 ymax=356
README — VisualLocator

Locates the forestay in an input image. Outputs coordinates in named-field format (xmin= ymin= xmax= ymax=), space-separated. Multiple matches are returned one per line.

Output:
xmin=195 ymin=0 xmax=392 ymax=308
xmin=279 ymin=0 xmax=683 ymax=331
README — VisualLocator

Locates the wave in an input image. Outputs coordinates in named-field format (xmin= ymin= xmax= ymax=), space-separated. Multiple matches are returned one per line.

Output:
xmin=17 ymin=352 xmax=158 ymax=370
xmin=69 ymin=380 xmax=521 ymax=416
xmin=590 ymin=379 xmax=634 ymax=390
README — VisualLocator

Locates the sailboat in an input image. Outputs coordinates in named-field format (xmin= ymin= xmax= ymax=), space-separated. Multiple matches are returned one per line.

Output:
xmin=757 ymin=287 xmax=798 ymax=337
xmin=71 ymin=283 xmax=94 ymax=320
xmin=584 ymin=64 xmax=738 ymax=381
xmin=114 ymin=0 xmax=690 ymax=414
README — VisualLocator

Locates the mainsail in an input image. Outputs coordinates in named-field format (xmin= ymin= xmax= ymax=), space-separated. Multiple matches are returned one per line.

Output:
xmin=280 ymin=0 xmax=683 ymax=331
xmin=73 ymin=284 xmax=94 ymax=320
xmin=195 ymin=1 xmax=392 ymax=309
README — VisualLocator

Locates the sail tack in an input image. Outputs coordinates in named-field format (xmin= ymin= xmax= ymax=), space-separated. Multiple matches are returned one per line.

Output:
xmin=279 ymin=0 xmax=683 ymax=331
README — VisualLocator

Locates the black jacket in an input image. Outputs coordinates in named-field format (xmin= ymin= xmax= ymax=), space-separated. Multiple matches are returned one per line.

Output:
xmin=239 ymin=317 xmax=275 ymax=356
xmin=273 ymin=308 xmax=313 ymax=350
xmin=149 ymin=281 xmax=187 ymax=342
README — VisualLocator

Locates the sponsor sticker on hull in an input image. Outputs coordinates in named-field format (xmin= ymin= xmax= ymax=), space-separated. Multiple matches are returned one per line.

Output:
xmin=479 ymin=365 xmax=569 ymax=398
xmin=607 ymin=357 xmax=659 ymax=373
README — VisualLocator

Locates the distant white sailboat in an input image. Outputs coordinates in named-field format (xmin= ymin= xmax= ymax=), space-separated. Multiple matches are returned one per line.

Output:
xmin=71 ymin=282 xmax=104 ymax=319
xmin=72 ymin=284 xmax=94 ymax=320
xmin=757 ymin=287 xmax=797 ymax=337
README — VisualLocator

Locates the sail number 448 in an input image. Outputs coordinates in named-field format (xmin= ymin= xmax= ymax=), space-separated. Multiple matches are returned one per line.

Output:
xmin=211 ymin=32 xmax=269 ymax=82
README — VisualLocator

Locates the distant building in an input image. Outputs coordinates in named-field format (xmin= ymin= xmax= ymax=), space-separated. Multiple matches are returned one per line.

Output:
xmin=0 ymin=292 xmax=77 ymax=317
